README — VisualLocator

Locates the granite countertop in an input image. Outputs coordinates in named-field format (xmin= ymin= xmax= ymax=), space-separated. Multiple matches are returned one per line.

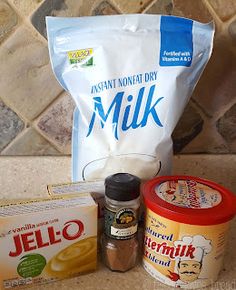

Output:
xmin=0 ymin=155 xmax=235 ymax=290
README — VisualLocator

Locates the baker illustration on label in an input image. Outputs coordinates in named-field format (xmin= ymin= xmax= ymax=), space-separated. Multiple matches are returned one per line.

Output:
xmin=167 ymin=235 xmax=212 ymax=287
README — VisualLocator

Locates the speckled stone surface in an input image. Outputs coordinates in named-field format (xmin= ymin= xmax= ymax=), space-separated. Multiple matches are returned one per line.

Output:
xmin=217 ymin=104 xmax=236 ymax=152
xmin=1 ymin=128 xmax=60 ymax=155
xmin=0 ymin=0 xmax=18 ymax=43
xmin=92 ymin=1 xmax=119 ymax=15
xmin=35 ymin=92 xmax=75 ymax=154
xmin=208 ymin=0 xmax=236 ymax=21
xmin=0 ymin=100 xmax=24 ymax=151
xmin=0 ymin=25 xmax=62 ymax=121
xmin=111 ymin=0 xmax=152 ymax=13
xmin=0 ymin=155 xmax=235 ymax=289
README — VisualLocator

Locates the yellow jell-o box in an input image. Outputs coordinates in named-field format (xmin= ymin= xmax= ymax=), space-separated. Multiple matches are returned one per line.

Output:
xmin=0 ymin=194 xmax=97 ymax=289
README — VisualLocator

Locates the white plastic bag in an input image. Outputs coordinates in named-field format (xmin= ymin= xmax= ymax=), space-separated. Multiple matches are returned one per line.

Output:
xmin=46 ymin=15 xmax=214 ymax=181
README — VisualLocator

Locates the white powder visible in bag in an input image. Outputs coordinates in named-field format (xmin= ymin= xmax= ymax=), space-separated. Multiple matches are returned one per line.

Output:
xmin=82 ymin=154 xmax=161 ymax=181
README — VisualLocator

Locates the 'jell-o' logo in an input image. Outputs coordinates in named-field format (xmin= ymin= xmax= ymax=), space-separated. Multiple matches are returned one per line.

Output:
xmin=9 ymin=220 xmax=84 ymax=257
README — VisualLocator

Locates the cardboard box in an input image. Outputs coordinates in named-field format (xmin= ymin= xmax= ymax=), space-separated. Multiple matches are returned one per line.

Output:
xmin=47 ymin=180 xmax=105 ymax=218
xmin=0 ymin=194 xmax=97 ymax=289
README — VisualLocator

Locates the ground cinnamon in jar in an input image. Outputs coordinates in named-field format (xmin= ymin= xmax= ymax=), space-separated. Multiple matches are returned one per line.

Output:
xmin=102 ymin=173 xmax=140 ymax=272
xmin=103 ymin=236 xmax=139 ymax=271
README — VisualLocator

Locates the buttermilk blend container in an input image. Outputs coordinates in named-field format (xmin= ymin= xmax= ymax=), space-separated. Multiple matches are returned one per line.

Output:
xmin=142 ymin=176 xmax=236 ymax=289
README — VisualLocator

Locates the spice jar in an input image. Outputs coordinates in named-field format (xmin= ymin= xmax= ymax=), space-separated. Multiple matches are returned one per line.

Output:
xmin=102 ymin=173 xmax=141 ymax=272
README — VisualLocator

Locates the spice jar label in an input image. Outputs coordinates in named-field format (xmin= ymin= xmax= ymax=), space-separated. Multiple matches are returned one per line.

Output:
xmin=104 ymin=207 xmax=138 ymax=240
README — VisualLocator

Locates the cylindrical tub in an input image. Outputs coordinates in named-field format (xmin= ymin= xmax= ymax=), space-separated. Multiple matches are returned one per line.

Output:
xmin=142 ymin=176 xmax=236 ymax=289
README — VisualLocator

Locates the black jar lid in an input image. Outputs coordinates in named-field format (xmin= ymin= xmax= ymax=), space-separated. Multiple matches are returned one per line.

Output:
xmin=105 ymin=173 xmax=141 ymax=201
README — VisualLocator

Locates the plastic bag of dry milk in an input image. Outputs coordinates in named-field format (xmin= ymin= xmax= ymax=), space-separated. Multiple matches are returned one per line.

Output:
xmin=46 ymin=15 xmax=214 ymax=181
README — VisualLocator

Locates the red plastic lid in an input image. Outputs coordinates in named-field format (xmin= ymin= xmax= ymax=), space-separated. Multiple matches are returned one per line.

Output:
xmin=142 ymin=175 xmax=236 ymax=225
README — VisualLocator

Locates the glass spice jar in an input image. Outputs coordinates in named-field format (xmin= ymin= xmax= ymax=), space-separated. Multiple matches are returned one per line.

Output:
xmin=102 ymin=173 xmax=141 ymax=272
